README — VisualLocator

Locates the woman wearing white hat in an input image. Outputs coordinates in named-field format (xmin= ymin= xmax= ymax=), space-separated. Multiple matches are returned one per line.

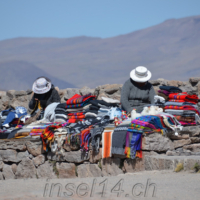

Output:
xmin=121 ymin=66 xmax=156 ymax=114
xmin=29 ymin=76 xmax=60 ymax=111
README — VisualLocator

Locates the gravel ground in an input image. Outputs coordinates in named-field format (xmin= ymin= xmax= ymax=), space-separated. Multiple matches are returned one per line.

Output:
xmin=0 ymin=170 xmax=200 ymax=200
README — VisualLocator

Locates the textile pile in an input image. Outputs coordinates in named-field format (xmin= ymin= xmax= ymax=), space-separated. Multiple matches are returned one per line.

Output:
xmin=158 ymin=86 xmax=200 ymax=126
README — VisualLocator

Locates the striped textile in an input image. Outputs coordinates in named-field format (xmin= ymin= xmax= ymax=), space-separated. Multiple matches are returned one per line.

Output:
xmin=164 ymin=105 xmax=200 ymax=115
xmin=66 ymin=94 xmax=96 ymax=105
xmin=102 ymin=129 xmax=114 ymax=158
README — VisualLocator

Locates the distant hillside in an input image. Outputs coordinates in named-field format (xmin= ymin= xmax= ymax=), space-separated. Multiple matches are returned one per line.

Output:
xmin=0 ymin=15 xmax=200 ymax=90
xmin=0 ymin=61 xmax=75 ymax=90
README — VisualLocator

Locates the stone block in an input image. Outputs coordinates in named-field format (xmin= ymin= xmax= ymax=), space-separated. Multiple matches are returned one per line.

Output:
xmin=0 ymin=149 xmax=28 ymax=163
xmin=33 ymin=155 xmax=45 ymax=167
xmin=37 ymin=161 xmax=57 ymax=179
xmin=101 ymin=157 xmax=123 ymax=176
xmin=2 ymin=164 xmax=15 ymax=180
xmin=0 ymin=140 xmax=27 ymax=151
xmin=15 ymin=157 xmax=37 ymax=179
xmin=142 ymin=133 xmax=174 ymax=152
xmin=56 ymin=162 xmax=76 ymax=179
xmin=173 ymin=139 xmax=191 ymax=149
xmin=89 ymin=148 xmax=102 ymax=163
xmin=183 ymin=144 xmax=200 ymax=152
xmin=77 ymin=163 xmax=102 ymax=178
xmin=26 ymin=141 xmax=43 ymax=157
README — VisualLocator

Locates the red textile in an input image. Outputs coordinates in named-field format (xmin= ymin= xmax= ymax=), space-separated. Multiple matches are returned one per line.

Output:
xmin=68 ymin=119 xmax=83 ymax=123
xmin=66 ymin=94 xmax=96 ymax=105
xmin=68 ymin=112 xmax=85 ymax=116
xmin=169 ymin=92 xmax=198 ymax=103
xmin=168 ymin=99 xmax=197 ymax=104
xmin=68 ymin=115 xmax=85 ymax=119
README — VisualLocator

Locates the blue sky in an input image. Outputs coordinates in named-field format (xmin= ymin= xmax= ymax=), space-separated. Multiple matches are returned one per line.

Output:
xmin=0 ymin=0 xmax=199 ymax=41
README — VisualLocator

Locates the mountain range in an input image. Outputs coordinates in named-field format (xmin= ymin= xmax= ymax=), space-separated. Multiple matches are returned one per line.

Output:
xmin=0 ymin=15 xmax=200 ymax=90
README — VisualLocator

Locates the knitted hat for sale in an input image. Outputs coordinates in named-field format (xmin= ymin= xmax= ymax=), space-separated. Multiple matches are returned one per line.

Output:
xmin=32 ymin=77 xmax=52 ymax=94
xmin=130 ymin=66 xmax=152 ymax=83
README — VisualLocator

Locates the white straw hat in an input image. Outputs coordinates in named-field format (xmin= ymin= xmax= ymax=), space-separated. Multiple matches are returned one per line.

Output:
xmin=32 ymin=77 xmax=52 ymax=94
xmin=130 ymin=66 xmax=152 ymax=82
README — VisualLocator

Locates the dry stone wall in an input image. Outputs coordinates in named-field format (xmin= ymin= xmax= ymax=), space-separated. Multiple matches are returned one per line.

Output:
xmin=1 ymin=77 xmax=200 ymax=180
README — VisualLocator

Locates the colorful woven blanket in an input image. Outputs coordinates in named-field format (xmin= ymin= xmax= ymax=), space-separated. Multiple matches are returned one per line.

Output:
xmin=66 ymin=94 xmax=96 ymax=105
xmin=164 ymin=105 xmax=200 ymax=115
xmin=169 ymin=92 xmax=198 ymax=103
xmin=124 ymin=131 xmax=142 ymax=159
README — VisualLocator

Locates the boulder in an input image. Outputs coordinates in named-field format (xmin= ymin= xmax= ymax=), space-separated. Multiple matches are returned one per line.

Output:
xmin=104 ymin=84 xmax=122 ymax=95
xmin=64 ymin=88 xmax=80 ymax=100
xmin=197 ymin=82 xmax=200 ymax=95
xmin=26 ymin=89 xmax=32 ymax=95
xmin=64 ymin=151 xmax=90 ymax=163
xmin=15 ymin=157 xmax=37 ymax=179
xmin=123 ymin=158 xmax=145 ymax=173
xmin=33 ymin=155 xmax=45 ymax=167
xmin=189 ymin=77 xmax=200 ymax=86
xmin=77 ymin=163 xmax=102 ymax=178
xmin=14 ymin=90 xmax=26 ymax=97
xmin=149 ymin=80 xmax=160 ymax=86
xmin=179 ymin=85 xmax=197 ymax=94
xmin=37 ymin=161 xmax=57 ymax=179
xmin=190 ymin=137 xmax=200 ymax=143
xmin=26 ymin=141 xmax=43 ymax=157
xmin=101 ymin=157 xmax=123 ymax=176
xmin=89 ymin=148 xmax=102 ymax=163
xmin=0 ymin=140 xmax=27 ymax=151
xmin=183 ymin=144 xmax=200 ymax=152
xmin=79 ymin=86 xmax=94 ymax=96
xmin=0 ymin=149 xmax=29 ymax=163
xmin=179 ymin=126 xmax=200 ymax=137
xmin=173 ymin=139 xmax=191 ymax=149
xmin=47 ymin=152 xmax=65 ymax=162
xmin=169 ymin=134 xmax=189 ymax=140
xmin=6 ymin=90 xmax=15 ymax=99
xmin=142 ymin=133 xmax=174 ymax=152
xmin=2 ymin=164 xmax=15 ymax=180
xmin=10 ymin=98 xmax=29 ymax=110
xmin=56 ymin=163 xmax=76 ymax=178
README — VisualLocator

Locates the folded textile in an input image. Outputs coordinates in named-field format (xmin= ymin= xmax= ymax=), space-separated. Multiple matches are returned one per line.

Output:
xmin=164 ymin=105 xmax=200 ymax=115
xmin=165 ymin=102 xmax=198 ymax=109
xmin=159 ymin=86 xmax=182 ymax=93
xmin=66 ymin=94 xmax=95 ymax=105
xmin=68 ymin=115 xmax=85 ymax=119
xmin=169 ymin=92 xmax=198 ymax=103
xmin=68 ymin=112 xmax=85 ymax=116
xmin=179 ymin=121 xmax=196 ymax=126
xmin=174 ymin=115 xmax=195 ymax=122
xmin=165 ymin=109 xmax=196 ymax=116
xmin=158 ymin=90 xmax=171 ymax=96
xmin=89 ymin=100 xmax=119 ymax=108
xmin=154 ymin=95 xmax=165 ymax=104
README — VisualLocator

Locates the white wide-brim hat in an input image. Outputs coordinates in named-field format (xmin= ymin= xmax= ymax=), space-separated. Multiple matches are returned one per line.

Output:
xmin=32 ymin=77 xmax=52 ymax=94
xmin=130 ymin=66 xmax=152 ymax=82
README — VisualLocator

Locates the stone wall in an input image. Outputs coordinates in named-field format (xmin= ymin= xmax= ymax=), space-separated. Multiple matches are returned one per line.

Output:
xmin=1 ymin=77 xmax=200 ymax=180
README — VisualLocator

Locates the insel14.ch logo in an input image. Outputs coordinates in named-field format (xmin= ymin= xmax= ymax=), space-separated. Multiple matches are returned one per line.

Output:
xmin=43 ymin=178 xmax=157 ymax=198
